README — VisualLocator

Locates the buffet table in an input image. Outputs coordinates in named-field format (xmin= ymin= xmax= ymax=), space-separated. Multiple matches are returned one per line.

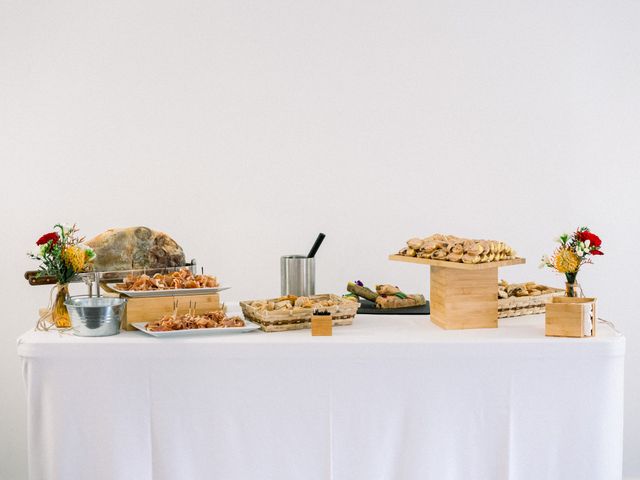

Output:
xmin=17 ymin=313 xmax=625 ymax=480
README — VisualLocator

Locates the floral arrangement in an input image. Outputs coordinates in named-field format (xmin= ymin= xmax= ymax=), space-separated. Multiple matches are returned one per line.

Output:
xmin=28 ymin=224 xmax=96 ymax=284
xmin=541 ymin=227 xmax=604 ymax=296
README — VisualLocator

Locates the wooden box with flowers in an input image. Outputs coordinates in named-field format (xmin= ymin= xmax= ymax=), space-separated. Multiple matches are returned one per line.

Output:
xmin=541 ymin=227 xmax=603 ymax=337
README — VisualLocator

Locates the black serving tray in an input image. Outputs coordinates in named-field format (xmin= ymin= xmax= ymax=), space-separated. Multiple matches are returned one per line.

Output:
xmin=357 ymin=298 xmax=430 ymax=315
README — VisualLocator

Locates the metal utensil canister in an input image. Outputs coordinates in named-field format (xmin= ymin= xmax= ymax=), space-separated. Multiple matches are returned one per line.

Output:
xmin=281 ymin=255 xmax=315 ymax=296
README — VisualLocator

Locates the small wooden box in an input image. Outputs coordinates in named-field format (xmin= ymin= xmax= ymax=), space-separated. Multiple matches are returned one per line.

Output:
xmin=545 ymin=297 xmax=597 ymax=338
xmin=120 ymin=294 xmax=221 ymax=330
xmin=311 ymin=314 xmax=332 ymax=336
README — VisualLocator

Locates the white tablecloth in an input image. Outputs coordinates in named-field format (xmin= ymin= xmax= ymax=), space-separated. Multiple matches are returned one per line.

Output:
xmin=18 ymin=313 xmax=625 ymax=480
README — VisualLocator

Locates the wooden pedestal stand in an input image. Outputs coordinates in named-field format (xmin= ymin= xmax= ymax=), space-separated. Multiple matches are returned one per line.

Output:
xmin=389 ymin=255 xmax=526 ymax=329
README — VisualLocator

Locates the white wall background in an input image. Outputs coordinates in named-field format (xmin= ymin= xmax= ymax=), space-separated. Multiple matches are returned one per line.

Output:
xmin=1 ymin=0 xmax=639 ymax=478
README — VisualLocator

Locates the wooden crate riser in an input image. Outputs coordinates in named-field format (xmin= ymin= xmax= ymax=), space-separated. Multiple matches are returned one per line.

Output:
xmin=430 ymin=266 xmax=498 ymax=329
xmin=120 ymin=293 xmax=221 ymax=331
xmin=389 ymin=253 xmax=525 ymax=330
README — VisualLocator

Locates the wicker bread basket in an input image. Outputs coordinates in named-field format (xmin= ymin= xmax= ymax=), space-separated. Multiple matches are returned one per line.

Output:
xmin=498 ymin=287 xmax=564 ymax=318
xmin=240 ymin=294 xmax=359 ymax=332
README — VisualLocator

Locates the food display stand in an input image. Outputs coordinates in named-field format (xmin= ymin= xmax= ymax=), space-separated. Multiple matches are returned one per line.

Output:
xmin=389 ymin=255 xmax=526 ymax=329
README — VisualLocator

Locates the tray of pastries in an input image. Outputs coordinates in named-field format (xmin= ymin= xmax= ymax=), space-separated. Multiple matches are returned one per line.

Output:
xmin=395 ymin=233 xmax=519 ymax=265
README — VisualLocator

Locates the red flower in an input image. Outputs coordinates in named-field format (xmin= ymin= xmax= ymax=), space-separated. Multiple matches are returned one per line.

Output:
xmin=577 ymin=230 xmax=602 ymax=248
xmin=36 ymin=232 xmax=59 ymax=246
xmin=590 ymin=249 xmax=604 ymax=255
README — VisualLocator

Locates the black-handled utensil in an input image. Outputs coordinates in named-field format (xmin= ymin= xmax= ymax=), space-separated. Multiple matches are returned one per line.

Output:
xmin=307 ymin=233 xmax=326 ymax=258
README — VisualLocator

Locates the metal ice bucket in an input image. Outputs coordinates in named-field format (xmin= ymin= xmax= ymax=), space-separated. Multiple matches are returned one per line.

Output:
xmin=65 ymin=296 xmax=127 ymax=337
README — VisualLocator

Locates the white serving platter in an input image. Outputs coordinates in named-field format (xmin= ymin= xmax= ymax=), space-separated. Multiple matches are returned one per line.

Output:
xmin=107 ymin=284 xmax=230 ymax=298
xmin=131 ymin=319 xmax=260 ymax=337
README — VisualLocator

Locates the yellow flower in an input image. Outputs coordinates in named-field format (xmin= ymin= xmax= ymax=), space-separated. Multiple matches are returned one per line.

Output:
xmin=552 ymin=247 xmax=580 ymax=273
xmin=62 ymin=246 xmax=86 ymax=272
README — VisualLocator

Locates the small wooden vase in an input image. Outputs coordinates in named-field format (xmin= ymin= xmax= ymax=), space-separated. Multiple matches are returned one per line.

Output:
xmin=52 ymin=283 xmax=71 ymax=328
xmin=311 ymin=313 xmax=332 ymax=336
xmin=545 ymin=297 xmax=597 ymax=338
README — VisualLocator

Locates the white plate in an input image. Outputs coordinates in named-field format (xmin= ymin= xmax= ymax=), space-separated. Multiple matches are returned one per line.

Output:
xmin=131 ymin=319 xmax=260 ymax=337
xmin=107 ymin=284 xmax=230 ymax=297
